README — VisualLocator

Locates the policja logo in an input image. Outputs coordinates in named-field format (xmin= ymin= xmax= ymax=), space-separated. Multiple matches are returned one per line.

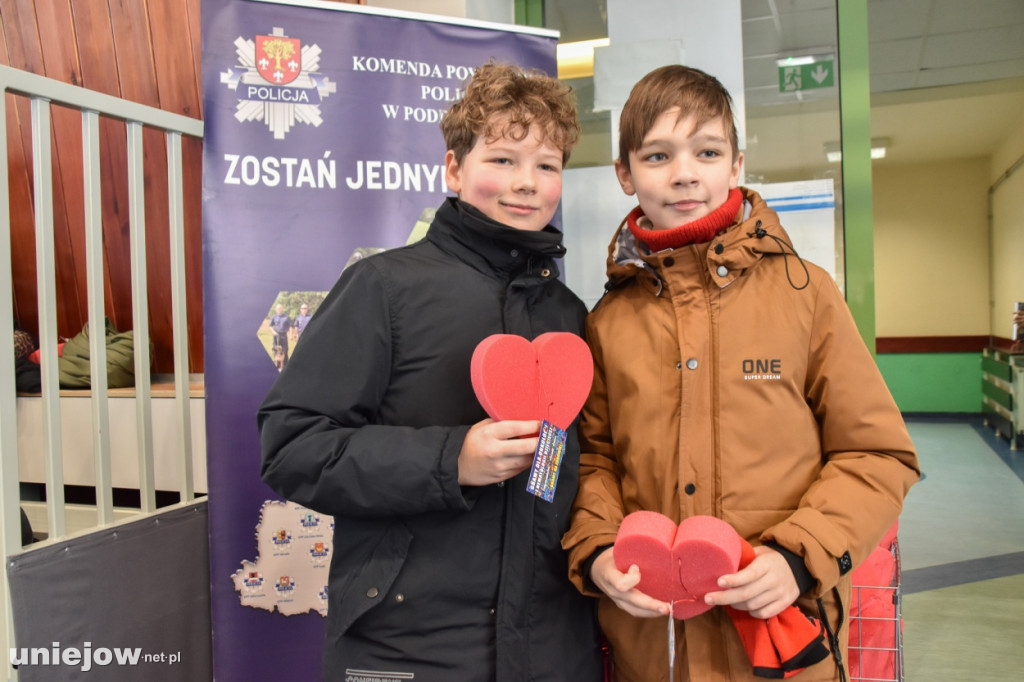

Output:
xmin=219 ymin=27 xmax=337 ymax=139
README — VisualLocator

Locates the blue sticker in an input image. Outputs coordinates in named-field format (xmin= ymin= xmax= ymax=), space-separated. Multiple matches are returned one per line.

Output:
xmin=526 ymin=420 xmax=567 ymax=502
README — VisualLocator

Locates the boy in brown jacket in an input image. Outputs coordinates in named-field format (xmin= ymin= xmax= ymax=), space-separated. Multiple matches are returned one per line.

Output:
xmin=562 ymin=65 xmax=920 ymax=681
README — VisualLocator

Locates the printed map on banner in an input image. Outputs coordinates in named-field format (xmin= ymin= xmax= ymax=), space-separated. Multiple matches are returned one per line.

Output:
xmin=231 ymin=500 xmax=334 ymax=616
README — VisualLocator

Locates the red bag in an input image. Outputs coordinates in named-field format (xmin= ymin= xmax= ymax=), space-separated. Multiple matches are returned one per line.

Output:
xmin=848 ymin=523 xmax=901 ymax=681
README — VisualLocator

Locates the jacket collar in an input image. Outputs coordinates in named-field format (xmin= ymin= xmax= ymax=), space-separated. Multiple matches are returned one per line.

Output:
xmin=427 ymin=197 xmax=565 ymax=279
xmin=604 ymin=187 xmax=795 ymax=292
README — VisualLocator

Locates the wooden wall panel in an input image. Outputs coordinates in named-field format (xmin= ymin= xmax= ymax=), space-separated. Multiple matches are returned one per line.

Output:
xmin=101 ymin=0 xmax=175 ymax=372
xmin=4 ymin=0 xmax=365 ymax=375
xmin=183 ymin=0 xmax=205 ymax=371
xmin=36 ymin=0 xmax=89 ymax=341
xmin=2 ymin=0 xmax=205 ymax=373
xmin=182 ymin=133 xmax=204 ymax=371
xmin=0 ymin=1 xmax=34 ymax=333
xmin=1 ymin=87 xmax=36 ymax=331
xmin=1 ymin=0 xmax=85 ymax=343
xmin=71 ymin=0 xmax=134 ymax=337
xmin=2 ymin=0 xmax=39 ymax=337
xmin=149 ymin=0 xmax=203 ymax=118
xmin=143 ymin=0 xmax=200 ymax=373
xmin=186 ymin=0 xmax=202 ymax=120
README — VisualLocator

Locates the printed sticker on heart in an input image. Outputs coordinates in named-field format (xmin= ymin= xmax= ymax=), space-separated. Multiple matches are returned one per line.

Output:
xmin=613 ymin=511 xmax=743 ymax=619
xmin=470 ymin=332 xmax=594 ymax=430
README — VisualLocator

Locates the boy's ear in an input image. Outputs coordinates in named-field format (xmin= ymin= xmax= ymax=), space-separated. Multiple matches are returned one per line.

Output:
xmin=730 ymin=151 xmax=744 ymax=189
xmin=614 ymin=158 xmax=636 ymax=196
xmin=444 ymin=149 xmax=462 ymax=194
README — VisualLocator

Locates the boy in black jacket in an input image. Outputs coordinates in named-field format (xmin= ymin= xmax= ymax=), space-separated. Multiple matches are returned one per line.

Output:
xmin=258 ymin=62 xmax=602 ymax=681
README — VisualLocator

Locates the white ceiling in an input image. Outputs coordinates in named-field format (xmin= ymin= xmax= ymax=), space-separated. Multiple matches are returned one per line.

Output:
xmin=743 ymin=0 xmax=1024 ymax=101
xmin=548 ymin=0 xmax=1024 ymax=175
xmin=740 ymin=0 xmax=1024 ymax=174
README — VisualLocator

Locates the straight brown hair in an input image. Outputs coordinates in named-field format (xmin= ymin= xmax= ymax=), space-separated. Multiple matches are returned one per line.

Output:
xmin=618 ymin=65 xmax=738 ymax=170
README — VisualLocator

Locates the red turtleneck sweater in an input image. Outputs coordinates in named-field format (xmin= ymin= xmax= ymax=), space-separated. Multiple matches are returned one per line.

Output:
xmin=627 ymin=187 xmax=743 ymax=252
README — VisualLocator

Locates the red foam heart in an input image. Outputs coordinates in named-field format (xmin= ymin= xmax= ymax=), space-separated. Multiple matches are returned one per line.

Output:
xmin=470 ymin=332 xmax=593 ymax=430
xmin=613 ymin=511 xmax=742 ymax=619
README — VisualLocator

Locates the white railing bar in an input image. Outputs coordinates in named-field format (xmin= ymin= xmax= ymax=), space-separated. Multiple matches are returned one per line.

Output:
xmin=126 ymin=122 xmax=156 ymax=513
xmin=0 ymin=64 xmax=203 ymax=138
xmin=0 ymin=80 xmax=23 ymax=678
xmin=167 ymin=132 xmax=194 ymax=502
xmin=83 ymin=110 xmax=114 ymax=525
xmin=31 ymin=98 xmax=67 ymax=540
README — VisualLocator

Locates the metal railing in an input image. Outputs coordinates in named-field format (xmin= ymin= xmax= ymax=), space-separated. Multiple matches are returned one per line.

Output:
xmin=0 ymin=63 xmax=204 ymax=674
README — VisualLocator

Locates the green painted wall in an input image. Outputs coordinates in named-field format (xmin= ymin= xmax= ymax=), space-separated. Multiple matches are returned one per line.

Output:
xmin=875 ymin=353 xmax=983 ymax=413
xmin=838 ymin=4 xmax=983 ymax=416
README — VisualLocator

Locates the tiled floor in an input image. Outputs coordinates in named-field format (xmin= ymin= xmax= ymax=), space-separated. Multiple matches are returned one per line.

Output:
xmin=897 ymin=417 xmax=1024 ymax=681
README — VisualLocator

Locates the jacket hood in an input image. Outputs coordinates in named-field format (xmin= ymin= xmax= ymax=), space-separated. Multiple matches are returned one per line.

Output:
xmin=603 ymin=187 xmax=803 ymax=294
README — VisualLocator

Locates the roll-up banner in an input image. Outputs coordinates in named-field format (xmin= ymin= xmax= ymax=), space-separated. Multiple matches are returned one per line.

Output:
xmin=201 ymin=0 xmax=559 ymax=677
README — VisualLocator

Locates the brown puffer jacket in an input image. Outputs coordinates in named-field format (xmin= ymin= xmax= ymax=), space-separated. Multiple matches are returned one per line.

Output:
xmin=562 ymin=187 xmax=920 ymax=682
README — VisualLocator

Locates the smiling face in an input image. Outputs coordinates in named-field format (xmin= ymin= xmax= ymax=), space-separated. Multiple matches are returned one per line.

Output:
xmin=616 ymin=107 xmax=743 ymax=231
xmin=444 ymin=118 xmax=564 ymax=232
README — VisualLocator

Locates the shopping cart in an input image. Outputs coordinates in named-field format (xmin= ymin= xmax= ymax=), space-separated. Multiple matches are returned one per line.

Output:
xmin=848 ymin=526 xmax=903 ymax=682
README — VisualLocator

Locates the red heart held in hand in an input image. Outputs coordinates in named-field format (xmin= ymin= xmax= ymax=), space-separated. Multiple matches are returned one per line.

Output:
xmin=613 ymin=511 xmax=743 ymax=619
xmin=470 ymin=332 xmax=594 ymax=430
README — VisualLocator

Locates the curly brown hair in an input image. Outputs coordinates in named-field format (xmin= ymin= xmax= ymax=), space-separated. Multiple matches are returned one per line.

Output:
xmin=618 ymin=65 xmax=738 ymax=171
xmin=440 ymin=61 xmax=580 ymax=166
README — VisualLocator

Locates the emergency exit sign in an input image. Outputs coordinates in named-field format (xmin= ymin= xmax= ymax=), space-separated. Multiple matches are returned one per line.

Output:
xmin=778 ymin=57 xmax=835 ymax=92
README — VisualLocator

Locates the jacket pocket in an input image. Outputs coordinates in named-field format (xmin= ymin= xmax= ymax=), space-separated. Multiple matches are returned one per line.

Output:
xmin=329 ymin=521 xmax=413 ymax=636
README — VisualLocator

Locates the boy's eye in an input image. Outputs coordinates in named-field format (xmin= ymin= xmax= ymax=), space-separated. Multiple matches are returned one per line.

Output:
xmin=539 ymin=163 xmax=560 ymax=172
xmin=491 ymin=157 xmax=513 ymax=165
xmin=643 ymin=152 xmax=668 ymax=162
xmin=699 ymin=149 xmax=722 ymax=159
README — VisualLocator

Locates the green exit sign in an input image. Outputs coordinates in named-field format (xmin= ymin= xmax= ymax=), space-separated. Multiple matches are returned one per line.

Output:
xmin=778 ymin=57 xmax=835 ymax=93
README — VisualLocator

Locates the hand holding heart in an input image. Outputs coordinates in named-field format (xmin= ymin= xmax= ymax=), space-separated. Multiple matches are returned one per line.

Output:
xmin=459 ymin=333 xmax=593 ymax=487
xmin=611 ymin=511 xmax=743 ymax=620
xmin=457 ymin=418 xmax=540 ymax=486
xmin=589 ymin=548 xmax=674 ymax=619
xmin=605 ymin=511 xmax=831 ymax=676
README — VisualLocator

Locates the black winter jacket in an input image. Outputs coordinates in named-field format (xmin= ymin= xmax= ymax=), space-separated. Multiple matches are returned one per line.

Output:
xmin=259 ymin=198 xmax=602 ymax=681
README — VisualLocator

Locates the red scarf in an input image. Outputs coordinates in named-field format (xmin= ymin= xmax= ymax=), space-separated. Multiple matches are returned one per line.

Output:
xmin=627 ymin=188 xmax=743 ymax=252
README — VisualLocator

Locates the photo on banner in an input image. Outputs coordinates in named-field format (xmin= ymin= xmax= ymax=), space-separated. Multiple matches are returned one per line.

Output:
xmin=201 ymin=0 xmax=561 ymax=678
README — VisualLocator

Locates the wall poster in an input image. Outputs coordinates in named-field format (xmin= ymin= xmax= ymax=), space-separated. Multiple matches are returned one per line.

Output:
xmin=201 ymin=0 xmax=559 ymax=678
